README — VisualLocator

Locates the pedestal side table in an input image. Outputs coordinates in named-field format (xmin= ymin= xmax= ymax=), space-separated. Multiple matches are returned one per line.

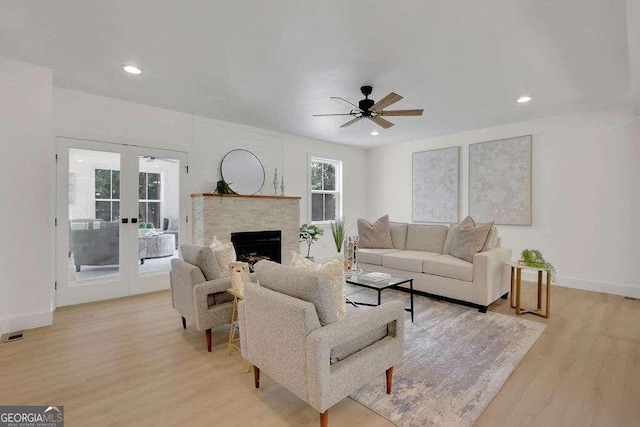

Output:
xmin=225 ymin=288 xmax=251 ymax=372
xmin=506 ymin=260 xmax=551 ymax=318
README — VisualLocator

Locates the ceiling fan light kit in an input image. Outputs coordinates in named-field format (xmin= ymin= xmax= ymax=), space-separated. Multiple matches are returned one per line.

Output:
xmin=313 ymin=85 xmax=424 ymax=131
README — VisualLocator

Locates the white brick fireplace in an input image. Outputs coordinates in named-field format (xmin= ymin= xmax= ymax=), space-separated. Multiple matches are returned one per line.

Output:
xmin=191 ymin=193 xmax=300 ymax=265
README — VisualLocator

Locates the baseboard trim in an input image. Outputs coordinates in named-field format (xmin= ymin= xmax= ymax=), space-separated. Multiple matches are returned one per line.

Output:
xmin=555 ymin=276 xmax=640 ymax=299
xmin=0 ymin=310 xmax=53 ymax=335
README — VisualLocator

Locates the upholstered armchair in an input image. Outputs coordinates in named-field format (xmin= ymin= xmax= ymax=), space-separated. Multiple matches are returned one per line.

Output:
xmin=239 ymin=260 xmax=405 ymax=427
xmin=170 ymin=244 xmax=235 ymax=352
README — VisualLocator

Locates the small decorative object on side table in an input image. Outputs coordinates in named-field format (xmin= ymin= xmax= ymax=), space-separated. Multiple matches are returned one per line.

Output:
xmin=280 ymin=176 xmax=285 ymax=196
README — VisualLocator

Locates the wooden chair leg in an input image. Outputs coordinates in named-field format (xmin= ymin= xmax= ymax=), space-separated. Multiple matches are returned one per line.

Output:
xmin=205 ymin=329 xmax=212 ymax=352
xmin=254 ymin=366 xmax=260 ymax=389
xmin=181 ymin=316 xmax=186 ymax=329
xmin=319 ymin=410 xmax=328 ymax=427
xmin=386 ymin=367 xmax=393 ymax=394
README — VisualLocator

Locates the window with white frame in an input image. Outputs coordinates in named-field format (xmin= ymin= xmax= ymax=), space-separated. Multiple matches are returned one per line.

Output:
xmin=94 ymin=169 xmax=162 ymax=228
xmin=310 ymin=157 xmax=342 ymax=223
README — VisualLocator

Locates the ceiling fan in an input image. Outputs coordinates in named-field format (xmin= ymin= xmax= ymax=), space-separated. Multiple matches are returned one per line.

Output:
xmin=312 ymin=85 xmax=423 ymax=129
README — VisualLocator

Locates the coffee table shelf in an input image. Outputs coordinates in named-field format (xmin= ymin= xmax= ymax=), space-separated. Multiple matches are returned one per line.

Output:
xmin=346 ymin=271 xmax=414 ymax=322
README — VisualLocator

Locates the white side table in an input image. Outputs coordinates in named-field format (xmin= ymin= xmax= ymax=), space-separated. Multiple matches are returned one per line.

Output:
xmin=505 ymin=260 xmax=551 ymax=318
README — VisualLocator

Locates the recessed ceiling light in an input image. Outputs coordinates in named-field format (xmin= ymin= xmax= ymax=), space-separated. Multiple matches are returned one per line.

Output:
xmin=77 ymin=159 xmax=84 ymax=162
xmin=123 ymin=65 xmax=142 ymax=75
xmin=516 ymin=96 xmax=532 ymax=103
xmin=370 ymin=129 xmax=380 ymax=136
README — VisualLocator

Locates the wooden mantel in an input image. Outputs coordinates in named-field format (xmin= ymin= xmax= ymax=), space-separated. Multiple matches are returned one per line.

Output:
xmin=191 ymin=193 xmax=301 ymax=200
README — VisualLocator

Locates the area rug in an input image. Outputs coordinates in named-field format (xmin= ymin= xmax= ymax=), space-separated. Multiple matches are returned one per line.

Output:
xmin=348 ymin=288 xmax=546 ymax=427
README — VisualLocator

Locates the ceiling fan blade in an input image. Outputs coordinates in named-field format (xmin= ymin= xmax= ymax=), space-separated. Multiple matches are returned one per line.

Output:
xmin=370 ymin=92 xmax=403 ymax=112
xmin=340 ymin=117 xmax=363 ymax=128
xmin=369 ymin=116 xmax=394 ymax=129
xmin=330 ymin=97 xmax=363 ymax=112
xmin=378 ymin=109 xmax=424 ymax=117
xmin=312 ymin=113 xmax=356 ymax=117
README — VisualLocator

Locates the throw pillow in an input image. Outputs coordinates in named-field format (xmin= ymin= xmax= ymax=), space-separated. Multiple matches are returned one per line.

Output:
xmin=290 ymin=251 xmax=347 ymax=320
xmin=450 ymin=219 xmax=494 ymax=263
xmin=458 ymin=215 xmax=476 ymax=229
xmin=167 ymin=217 xmax=179 ymax=231
xmin=357 ymin=215 xmax=394 ymax=249
xmin=209 ymin=236 xmax=237 ymax=277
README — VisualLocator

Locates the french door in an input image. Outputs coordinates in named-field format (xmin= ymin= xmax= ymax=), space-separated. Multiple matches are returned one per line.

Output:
xmin=55 ymin=137 xmax=188 ymax=306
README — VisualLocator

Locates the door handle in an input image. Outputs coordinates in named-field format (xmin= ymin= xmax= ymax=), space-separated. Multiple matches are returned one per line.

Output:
xmin=122 ymin=218 xmax=129 ymax=224
xmin=131 ymin=218 xmax=138 ymax=224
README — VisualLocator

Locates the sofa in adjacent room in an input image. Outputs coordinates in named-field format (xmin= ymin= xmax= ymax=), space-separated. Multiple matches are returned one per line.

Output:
xmin=357 ymin=220 xmax=512 ymax=312
xmin=69 ymin=219 xmax=147 ymax=271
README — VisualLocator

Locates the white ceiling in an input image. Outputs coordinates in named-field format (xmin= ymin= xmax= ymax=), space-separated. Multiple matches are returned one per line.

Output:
xmin=0 ymin=1 xmax=636 ymax=147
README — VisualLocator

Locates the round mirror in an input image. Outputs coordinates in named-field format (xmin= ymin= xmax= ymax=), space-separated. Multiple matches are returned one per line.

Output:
xmin=221 ymin=149 xmax=265 ymax=195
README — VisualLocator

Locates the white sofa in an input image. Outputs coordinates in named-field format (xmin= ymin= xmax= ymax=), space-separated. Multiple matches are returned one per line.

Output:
xmin=357 ymin=222 xmax=512 ymax=312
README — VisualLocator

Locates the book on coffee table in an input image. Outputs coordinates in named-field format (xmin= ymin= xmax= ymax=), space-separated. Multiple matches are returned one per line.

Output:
xmin=360 ymin=272 xmax=392 ymax=282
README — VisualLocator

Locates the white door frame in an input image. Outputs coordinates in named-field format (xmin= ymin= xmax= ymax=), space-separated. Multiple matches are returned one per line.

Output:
xmin=55 ymin=137 xmax=188 ymax=307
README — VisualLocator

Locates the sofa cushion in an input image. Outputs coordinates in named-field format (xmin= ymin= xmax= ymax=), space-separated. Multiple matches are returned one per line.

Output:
xmin=443 ymin=224 xmax=457 ymax=255
xmin=357 ymin=248 xmax=401 ymax=266
xmin=423 ymin=255 xmax=473 ymax=282
xmin=382 ymin=250 xmax=440 ymax=273
xmin=254 ymin=260 xmax=337 ymax=326
xmin=290 ymin=252 xmax=347 ymax=320
xmin=389 ymin=222 xmax=408 ymax=250
xmin=405 ymin=224 xmax=448 ymax=254
xmin=210 ymin=236 xmax=237 ymax=277
xmin=180 ymin=244 xmax=221 ymax=281
xmin=450 ymin=221 xmax=494 ymax=263
xmin=357 ymin=215 xmax=394 ymax=249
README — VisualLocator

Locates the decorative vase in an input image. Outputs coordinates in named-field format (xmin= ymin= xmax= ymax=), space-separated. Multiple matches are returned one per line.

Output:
xmin=280 ymin=176 xmax=285 ymax=196
xmin=343 ymin=235 xmax=359 ymax=273
xmin=273 ymin=168 xmax=278 ymax=195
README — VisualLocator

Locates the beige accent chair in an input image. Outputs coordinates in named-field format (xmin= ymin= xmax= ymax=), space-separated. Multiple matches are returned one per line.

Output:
xmin=170 ymin=244 xmax=235 ymax=352
xmin=239 ymin=260 xmax=405 ymax=427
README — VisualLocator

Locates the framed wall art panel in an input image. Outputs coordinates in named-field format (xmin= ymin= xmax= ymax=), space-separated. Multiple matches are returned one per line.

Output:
xmin=469 ymin=135 xmax=532 ymax=225
xmin=412 ymin=146 xmax=460 ymax=223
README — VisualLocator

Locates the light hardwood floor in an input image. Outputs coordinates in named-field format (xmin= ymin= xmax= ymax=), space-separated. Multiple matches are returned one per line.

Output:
xmin=0 ymin=283 xmax=638 ymax=426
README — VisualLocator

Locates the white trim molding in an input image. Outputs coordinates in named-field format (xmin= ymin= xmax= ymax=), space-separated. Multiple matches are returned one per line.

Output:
xmin=0 ymin=310 xmax=54 ymax=335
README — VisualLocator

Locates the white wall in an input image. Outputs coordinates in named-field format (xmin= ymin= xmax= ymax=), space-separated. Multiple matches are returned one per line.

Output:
xmin=53 ymin=87 xmax=368 ymax=260
xmin=367 ymin=106 xmax=640 ymax=298
xmin=0 ymin=56 xmax=53 ymax=334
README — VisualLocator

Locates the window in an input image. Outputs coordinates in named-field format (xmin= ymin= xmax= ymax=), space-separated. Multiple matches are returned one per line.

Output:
xmin=94 ymin=169 xmax=120 ymax=221
xmin=310 ymin=157 xmax=342 ymax=223
xmin=139 ymin=172 xmax=162 ymax=228
xmin=94 ymin=169 xmax=162 ymax=228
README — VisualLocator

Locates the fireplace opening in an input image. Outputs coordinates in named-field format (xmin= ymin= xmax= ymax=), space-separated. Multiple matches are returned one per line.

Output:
xmin=231 ymin=230 xmax=282 ymax=269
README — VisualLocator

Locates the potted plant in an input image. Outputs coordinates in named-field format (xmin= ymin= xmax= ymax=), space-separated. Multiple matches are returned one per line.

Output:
xmin=299 ymin=224 xmax=324 ymax=260
xmin=520 ymin=249 xmax=556 ymax=281
xmin=329 ymin=218 xmax=350 ymax=255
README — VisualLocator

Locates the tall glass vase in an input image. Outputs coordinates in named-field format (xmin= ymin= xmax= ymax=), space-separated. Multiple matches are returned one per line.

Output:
xmin=343 ymin=235 xmax=359 ymax=273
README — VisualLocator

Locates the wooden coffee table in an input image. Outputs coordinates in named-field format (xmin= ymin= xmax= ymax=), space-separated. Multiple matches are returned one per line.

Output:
xmin=346 ymin=271 xmax=414 ymax=322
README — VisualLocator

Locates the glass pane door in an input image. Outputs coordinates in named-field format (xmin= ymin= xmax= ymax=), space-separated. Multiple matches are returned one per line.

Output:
xmin=57 ymin=141 xmax=129 ymax=307
xmin=137 ymin=154 xmax=181 ymax=276
xmin=56 ymin=139 xmax=188 ymax=306
xmin=68 ymin=148 xmax=123 ymax=281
